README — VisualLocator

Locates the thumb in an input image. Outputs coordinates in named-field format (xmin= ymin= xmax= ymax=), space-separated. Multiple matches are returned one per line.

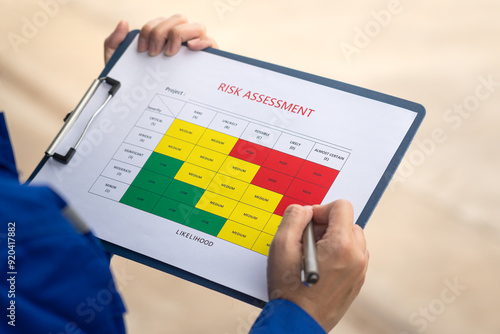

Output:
xmin=104 ymin=20 xmax=129 ymax=64
xmin=267 ymin=205 xmax=312 ymax=299
xmin=268 ymin=205 xmax=313 ymax=271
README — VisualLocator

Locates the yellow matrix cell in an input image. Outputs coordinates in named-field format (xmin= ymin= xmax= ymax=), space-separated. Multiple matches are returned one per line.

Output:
xmin=229 ymin=203 xmax=272 ymax=230
xmin=165 ymin=119 xmax=205 ymax=144
xmin=262 ymin=214 xmax=282 ymax=236
xmin=186 ymin=146 xmax=226 ymax=172
xmin=217 ymin=220 xmax=260 ymax=249
xmin=195 ymin=191 xmax=238 ymax=218
xmin=207 ymin=173 xmax=249 ymax=201
xmin=219 ymin=156 xmax=260 ymax=183
xmin=197 ymin=128 xmax=238 ymax=154
xmin=155 ymin=135 xmax=194 ymax=161
xmin=240 ymin=184 xmax=283 ymax=213
xmin=252 ymin=233 xmax=274 ymax=256
xmin=174 ymin=163 xmax=216 ymax=189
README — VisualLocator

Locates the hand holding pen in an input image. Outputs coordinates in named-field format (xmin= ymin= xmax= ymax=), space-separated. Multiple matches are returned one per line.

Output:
xmin=267 ymin=200 xmax=369 ymax=333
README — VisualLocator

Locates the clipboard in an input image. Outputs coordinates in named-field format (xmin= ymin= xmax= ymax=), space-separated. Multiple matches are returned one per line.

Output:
xmin=29 ymin=30 xmax=425 ymax=307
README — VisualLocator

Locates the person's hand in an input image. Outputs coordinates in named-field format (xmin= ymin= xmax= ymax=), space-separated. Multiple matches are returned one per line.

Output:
xmin=104 ymin=14 xmax=218 ymax=64
xmin=104 ymin=20 xmax=129 ymax=64
xmin=267 ymin=200 xmax=369 ymax=332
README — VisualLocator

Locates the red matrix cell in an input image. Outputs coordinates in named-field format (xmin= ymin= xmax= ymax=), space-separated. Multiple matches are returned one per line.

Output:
xmin=285 ymin=178 xmax=329 ymax=205
xmin=262 ymin=150 xmax=304 ymax=176
xmin=251 ymin=167 xmax=293 ymax=194
xmin=274 ymin=196 xmax=309 ymax=216
xmin=295 ymin=160 xmax=339 ymax=188
xmin=229 ymin=139 xmax=270 ymax=165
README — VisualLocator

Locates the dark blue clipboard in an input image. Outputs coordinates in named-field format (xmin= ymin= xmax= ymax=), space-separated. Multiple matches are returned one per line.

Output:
xmin=28 ymin=29 xmax=425 ymax=308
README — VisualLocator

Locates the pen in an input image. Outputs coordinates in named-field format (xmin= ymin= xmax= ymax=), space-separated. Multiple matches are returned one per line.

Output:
xmin=302 ymin=221 xmax=320 ymax=285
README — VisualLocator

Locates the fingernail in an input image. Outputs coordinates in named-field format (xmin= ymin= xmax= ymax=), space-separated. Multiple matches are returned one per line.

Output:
xmin=148 ymin=41 xmax=157 ymax=56
xmin=138 ymin=37 xmax=147 ymax=52
xmin=164 ymin=42 xmax=173 ymax=56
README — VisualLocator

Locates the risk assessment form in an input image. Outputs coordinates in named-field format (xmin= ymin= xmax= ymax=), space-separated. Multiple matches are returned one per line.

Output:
xmin=31 ymin=34 xmax=423 ymax=303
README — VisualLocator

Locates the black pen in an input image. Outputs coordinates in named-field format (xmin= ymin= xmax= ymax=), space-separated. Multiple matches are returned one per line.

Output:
xmin=302 ymin=221 xmax=319 ymax=285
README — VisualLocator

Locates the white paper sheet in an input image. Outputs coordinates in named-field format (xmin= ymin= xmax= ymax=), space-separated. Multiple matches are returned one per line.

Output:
xmin=32 ymin=36 xmax=419 ymax=302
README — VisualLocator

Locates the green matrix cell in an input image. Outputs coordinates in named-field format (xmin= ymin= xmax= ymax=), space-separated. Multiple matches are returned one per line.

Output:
xmin=120 ymin=186 xmax=160 ymax=212
xmin=163 ymin=179 xmax=204 ymax=206
xmin=143 ymin=152 xmax=183 ymax=178
xmin=130 ymin=169 xmax=172 ymax=195
xmin=152 ymin=197 xmax=194 ymax=224
xmin=184 ymin=208 xmax=227 ymax=236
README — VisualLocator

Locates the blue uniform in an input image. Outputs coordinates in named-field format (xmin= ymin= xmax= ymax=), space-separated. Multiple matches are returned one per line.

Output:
xmin=0 ymin=113 xmax=325 ymax=334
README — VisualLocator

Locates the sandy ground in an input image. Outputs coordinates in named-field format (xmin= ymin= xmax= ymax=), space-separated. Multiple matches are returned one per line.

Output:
xmin=1 ymin=0 xmax=499 ymax=333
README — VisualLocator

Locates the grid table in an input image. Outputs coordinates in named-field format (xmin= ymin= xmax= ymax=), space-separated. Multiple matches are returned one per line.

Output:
xmin=90 ymin=95 xmax=350 ymax=256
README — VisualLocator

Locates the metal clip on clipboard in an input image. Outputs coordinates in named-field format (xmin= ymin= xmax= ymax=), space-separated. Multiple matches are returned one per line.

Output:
xmin=45 ymin=77 xmax=121 ymax=164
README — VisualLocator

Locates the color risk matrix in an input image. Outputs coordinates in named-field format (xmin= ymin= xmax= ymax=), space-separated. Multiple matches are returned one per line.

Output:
xmin=90 ymin=95 xmax=350 ymax=256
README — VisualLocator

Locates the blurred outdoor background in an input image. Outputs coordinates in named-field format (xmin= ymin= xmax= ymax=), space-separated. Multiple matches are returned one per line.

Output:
xmin=1 ymin=0 xmax=499 ymax=333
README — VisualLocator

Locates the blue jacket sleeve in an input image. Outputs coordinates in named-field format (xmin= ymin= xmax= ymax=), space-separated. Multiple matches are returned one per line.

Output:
xmin=0 ymin=112 xmax=126 ymax=334
xmin=249 ymin=299 xmax=326 ymax=334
